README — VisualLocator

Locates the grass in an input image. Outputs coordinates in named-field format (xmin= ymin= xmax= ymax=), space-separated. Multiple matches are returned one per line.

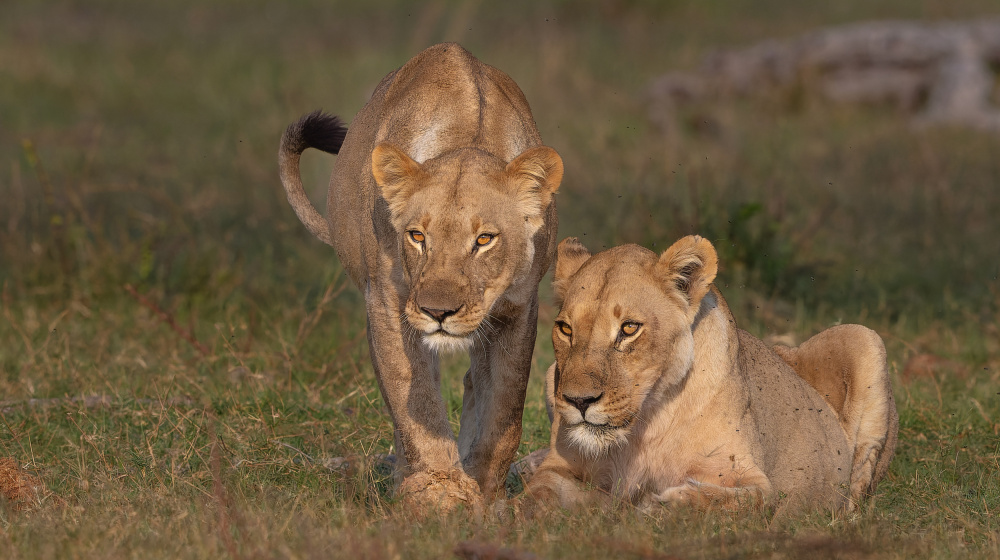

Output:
xmin=1 ymin=0 xmax=999 ymax=557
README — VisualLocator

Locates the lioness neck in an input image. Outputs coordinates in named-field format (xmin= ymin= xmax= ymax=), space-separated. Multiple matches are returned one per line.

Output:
xmin=596 ymin=288 xmax=741 ymax=493
xmin=649 ymin=288 xmax=738 ymax=429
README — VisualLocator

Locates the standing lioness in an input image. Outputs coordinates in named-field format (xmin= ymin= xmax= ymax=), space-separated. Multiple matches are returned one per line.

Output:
xmin=279 ymin=43 xmax=563 ymax=509
xmin=527 ymin=236 xmax=897 ymax=514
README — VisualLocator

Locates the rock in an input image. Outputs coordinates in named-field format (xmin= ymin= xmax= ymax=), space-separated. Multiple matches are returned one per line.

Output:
xmin=649 ymin=19 xmax=1000 ymax=132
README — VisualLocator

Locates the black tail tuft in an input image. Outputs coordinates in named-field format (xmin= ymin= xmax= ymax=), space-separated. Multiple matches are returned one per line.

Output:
xmin=282 ymin=110 xmax=347 ymax=155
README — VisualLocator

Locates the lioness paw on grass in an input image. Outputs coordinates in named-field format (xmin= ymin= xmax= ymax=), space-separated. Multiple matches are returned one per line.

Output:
xmin=525 ymin=236 xmax=897 ymax=514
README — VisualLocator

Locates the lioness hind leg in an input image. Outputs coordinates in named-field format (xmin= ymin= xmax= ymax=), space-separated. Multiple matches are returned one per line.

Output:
xmin=773 ymin=324 xmax=898 ymax=507
xmin=457 ymin=300 xmax=538 ymax=500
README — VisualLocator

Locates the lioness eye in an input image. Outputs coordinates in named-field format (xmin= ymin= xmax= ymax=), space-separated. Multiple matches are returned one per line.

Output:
xmin=476 ymin=233 xmax=495 ymax=247
xmin=558 ymin=322 xmax=572 ymax=337
xmin=621 ymin=322 xmax=640 ymax=336
xmin=409 ymin=231 xmax=425 ymax=244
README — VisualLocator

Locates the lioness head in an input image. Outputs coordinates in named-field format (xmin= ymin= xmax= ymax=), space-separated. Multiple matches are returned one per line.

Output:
xmin=549 ymin=235 xmax=718 ymax=456
xmin=371 ymin=143 xmax=563 ymax=352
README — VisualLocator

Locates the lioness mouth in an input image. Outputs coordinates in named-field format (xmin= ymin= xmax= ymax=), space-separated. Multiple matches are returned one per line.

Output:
xmin=578 ymin=418 xmax=632 ymax=435
xmin=582 ymin=421 xmax=619 ymax=432
xmin=430 ymin=326 xmax=465 ymax=337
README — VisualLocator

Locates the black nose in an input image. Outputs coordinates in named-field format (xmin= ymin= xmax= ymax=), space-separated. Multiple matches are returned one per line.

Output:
xmin=563 ymin=392 xmax=603 ymax=415
xmin=421 ymin=306 xmax=460 ymax=323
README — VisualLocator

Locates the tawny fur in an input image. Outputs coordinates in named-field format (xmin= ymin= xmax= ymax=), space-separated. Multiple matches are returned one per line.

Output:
xmin=526 ymin=236 xmax=897 ymax=514
xmin=278 ymin=43 xmax=563 ymax=508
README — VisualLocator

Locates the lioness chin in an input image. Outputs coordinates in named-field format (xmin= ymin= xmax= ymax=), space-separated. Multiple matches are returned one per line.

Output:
xmin=279 ymin=43 xmax=563 ymax=510
xmin=526 ymin=236 xmax=897 ymax=514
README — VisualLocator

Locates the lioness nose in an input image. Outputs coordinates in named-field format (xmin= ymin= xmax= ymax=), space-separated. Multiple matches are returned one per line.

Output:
xmin=421 ymin=306 xmax=460 ymax=323
xmin=563 ymin=392 xmax=603 ymax=415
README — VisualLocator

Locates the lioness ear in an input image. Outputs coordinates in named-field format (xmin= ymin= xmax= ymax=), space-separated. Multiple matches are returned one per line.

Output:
xmin=505 ymin=146 xmax=564 ymax=235
xmin=371 ymin=142 xmax=425 ymax=223
xmin=656 ymin=235 xmax=718 ymax=314
xmin=553 ymin=237 xmax=592 ymax=305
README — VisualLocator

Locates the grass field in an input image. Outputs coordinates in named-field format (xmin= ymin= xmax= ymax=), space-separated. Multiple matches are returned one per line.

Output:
xmin=2 ymin=1 xmax=999 ymax=558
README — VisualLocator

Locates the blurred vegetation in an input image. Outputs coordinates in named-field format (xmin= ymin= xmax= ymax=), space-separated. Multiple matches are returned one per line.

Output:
xmin=1 ymin=0 xmax=999 ymax=558
xmin=3 ymin=0 xmax=999 ymax=323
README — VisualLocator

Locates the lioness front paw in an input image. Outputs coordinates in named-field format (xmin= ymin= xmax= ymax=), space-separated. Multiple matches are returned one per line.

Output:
xmin=513 ymin=482 xmax=562 ymax=520
xmin=397 ymin=468 xmax=483 ymax=516
xmin=651 ymin=478 xmax=765 ymax=511
xmin=651 ymin=478 xmax=701 ymax=505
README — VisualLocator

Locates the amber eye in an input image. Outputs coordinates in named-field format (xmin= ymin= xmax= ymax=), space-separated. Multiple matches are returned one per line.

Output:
xmin=621 ymin=322 xmax=640 ymax=336
xmin=409 ymin=231 xmax=425 ymax=244
xmin=558 ymin=322 xmax=572 ymax=337
xmin=476 ymin=233 xmax=495 ymax=247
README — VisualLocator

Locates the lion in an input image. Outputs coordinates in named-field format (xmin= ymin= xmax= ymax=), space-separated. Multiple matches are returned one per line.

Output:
xmin=524 ymin=236 xmax=897 ymax=514
xmin=278 ymin=43 xmax=563 ymax=510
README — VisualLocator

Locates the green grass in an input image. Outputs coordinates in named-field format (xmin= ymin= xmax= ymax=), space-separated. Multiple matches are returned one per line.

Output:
xmin=2 ymin=0 xmax=999 ymax=557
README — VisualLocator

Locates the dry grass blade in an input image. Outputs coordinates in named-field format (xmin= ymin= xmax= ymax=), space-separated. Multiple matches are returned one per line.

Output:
xmin=0 ymin=395 xmax=197 ymax=415
xmin=294 ymin=278 xmax=347 ymax=348
xmin=453 ymin=540 xmax=538 ymax=560
xmin=209 ymin=423 xmax=243 ymax=560
xmin=20 ymin=139 xmax=72 ymax=278
xmin=124 ymin=284 xmax=210 ymax=356
xmin=2 ymin=280 xmax=36 ymax=362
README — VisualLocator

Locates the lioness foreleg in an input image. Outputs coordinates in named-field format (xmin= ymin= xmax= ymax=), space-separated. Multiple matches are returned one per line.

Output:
xmin=457 ymin=299 xmax=538 ymax=499
xmin=522 ymin=457 xmax=607 ymax=513
xmin=652 ymin=478 xmax=768 ymax=510
xmin=365 ymin=296 xmax=481 ymax=509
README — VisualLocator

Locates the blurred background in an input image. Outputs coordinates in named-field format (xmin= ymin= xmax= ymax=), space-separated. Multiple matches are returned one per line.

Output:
xmin=2 ymin=0 xmax=999 ymax=393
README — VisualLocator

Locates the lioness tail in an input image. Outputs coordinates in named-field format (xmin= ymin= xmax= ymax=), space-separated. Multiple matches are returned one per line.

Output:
xmin=278 ymin=111 xmax=347 ymax=246
xmin=282 ymin=110 xmax=347 ymax=155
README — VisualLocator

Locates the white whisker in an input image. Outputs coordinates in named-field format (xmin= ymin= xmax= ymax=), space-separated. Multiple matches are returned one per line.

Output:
xmin=495 ymin=333 xmax=513 ymax=359
xmin=481 ymin=314 xmax=515 ymax=359
xmin=481 ymin=315 xmax=500 ymax=334
xmin=474 ymin=327 xmax=488 ymax=352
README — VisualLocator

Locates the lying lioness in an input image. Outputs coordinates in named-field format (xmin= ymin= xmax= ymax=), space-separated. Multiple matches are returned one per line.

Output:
xmin=526 ymin=236 xmax=897 ymax=513
xmin=279 ymin=43 xmax=563 ymax=509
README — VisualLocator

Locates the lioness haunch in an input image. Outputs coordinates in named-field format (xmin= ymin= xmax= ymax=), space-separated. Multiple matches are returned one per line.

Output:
xmin=279 ymin=43 xmax=563 ymax=511
xmin=526 ymin=236 xmax=898 ymax=513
